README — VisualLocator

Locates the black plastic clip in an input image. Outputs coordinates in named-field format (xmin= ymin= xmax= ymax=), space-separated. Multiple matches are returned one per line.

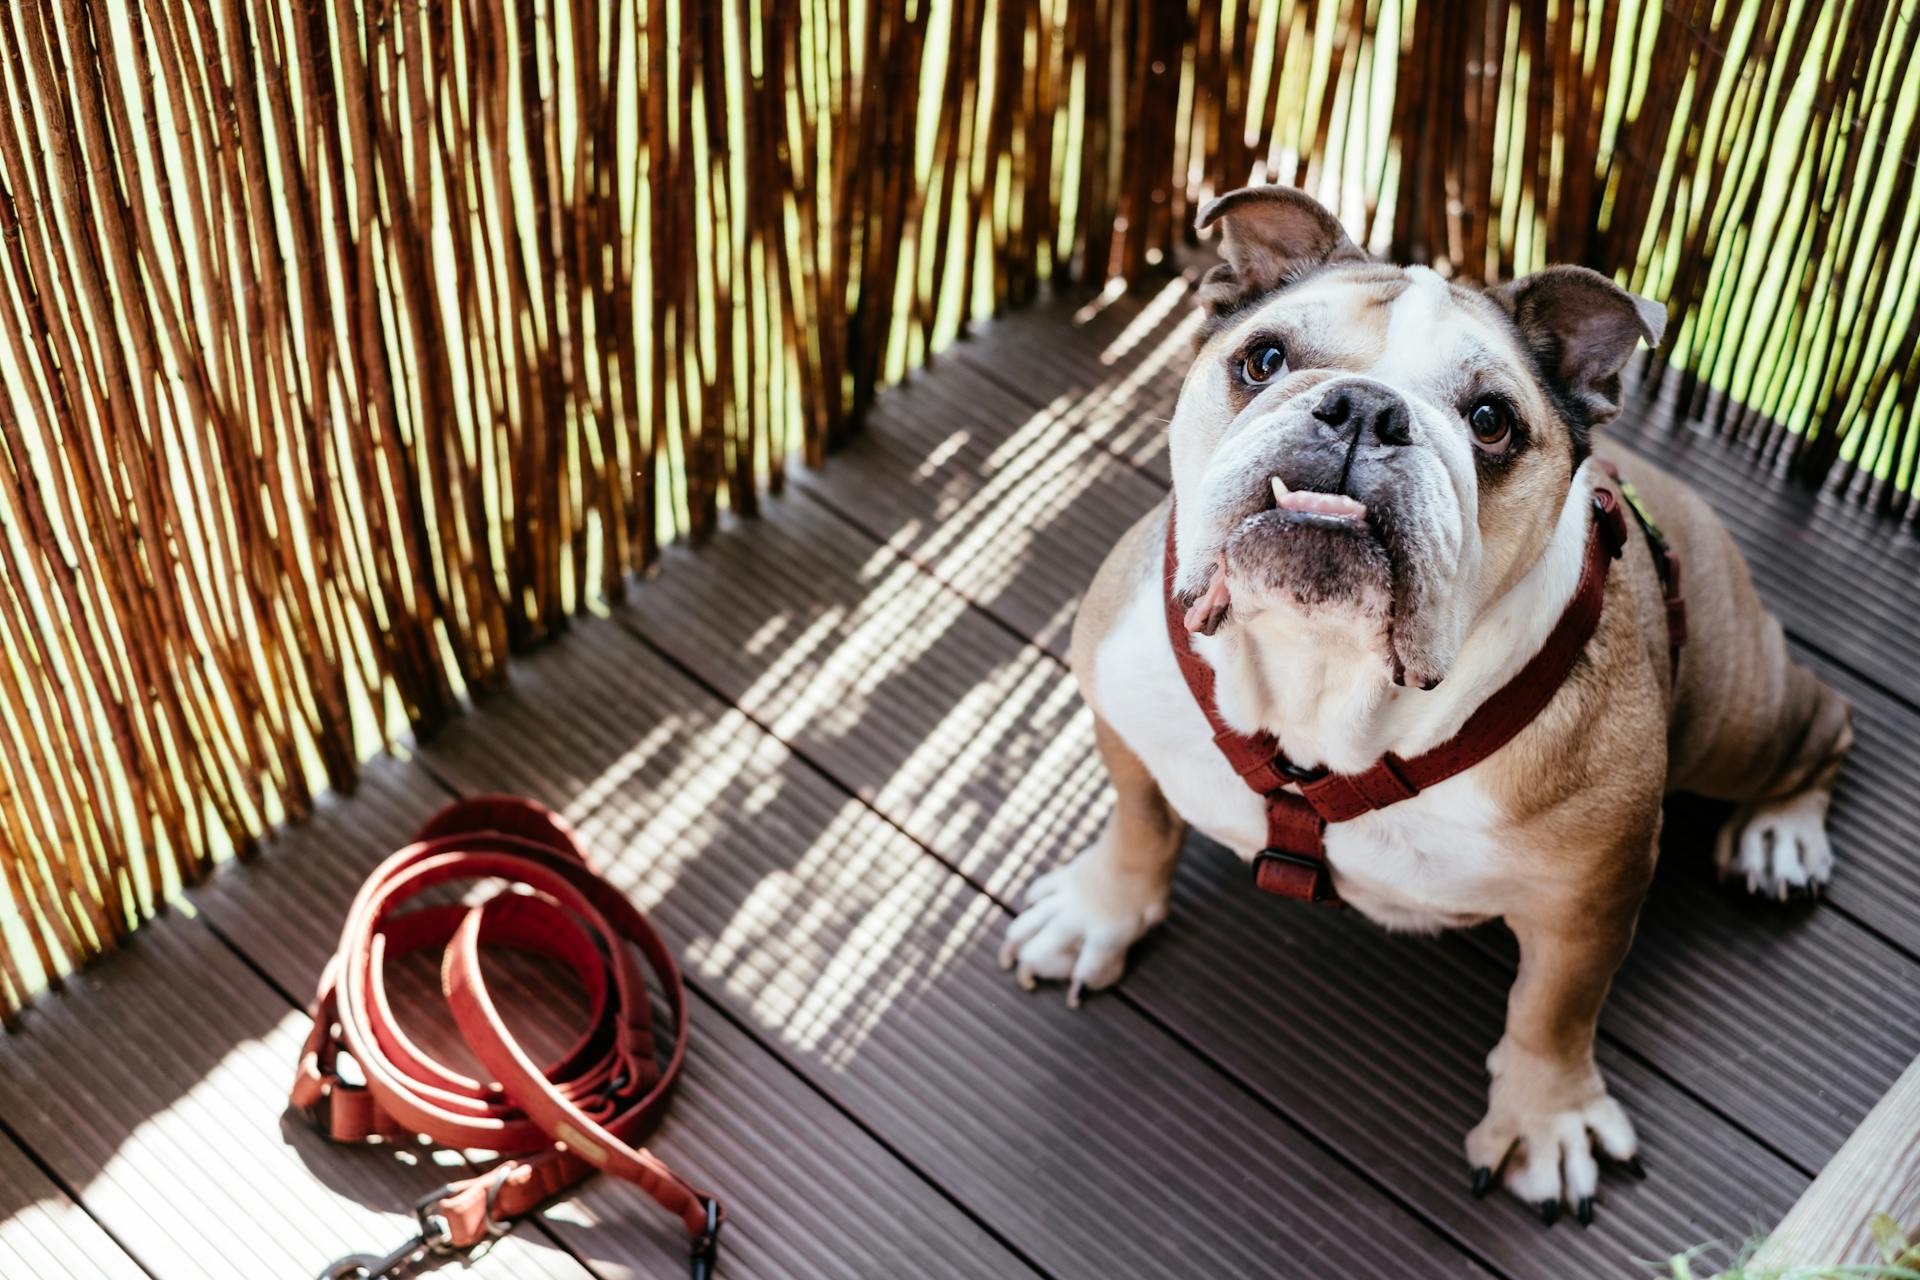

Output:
xmin=691 ymin=1198 xmax=724 ymax=1280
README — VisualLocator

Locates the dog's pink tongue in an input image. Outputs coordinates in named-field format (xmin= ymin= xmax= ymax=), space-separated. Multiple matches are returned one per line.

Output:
xmin=1278 ymin=490 xmax=1367 ymax=519
xmin=1183 ymin=568 xmax=1232 ymax=635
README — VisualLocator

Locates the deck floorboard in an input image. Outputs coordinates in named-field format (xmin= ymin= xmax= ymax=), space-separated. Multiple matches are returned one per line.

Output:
xmin=2 ymin=274 xmax=1914 ymax=1280
xmin=0 ymin=1133 xmax=146 ymax=1279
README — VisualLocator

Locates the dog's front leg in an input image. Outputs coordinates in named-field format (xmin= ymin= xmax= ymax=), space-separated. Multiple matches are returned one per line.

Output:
xmin=1468 ymin=852 xmax=1652 ymax=1224
xmin=998 ymin=713 xmax=1186 ymax=1006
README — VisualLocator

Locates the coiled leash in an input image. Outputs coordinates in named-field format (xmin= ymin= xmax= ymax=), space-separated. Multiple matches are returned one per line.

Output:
xmin=291 ymin=796 xmax=723 ymax=1278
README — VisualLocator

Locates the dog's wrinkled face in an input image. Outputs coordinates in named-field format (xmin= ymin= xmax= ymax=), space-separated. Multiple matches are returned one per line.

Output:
xmin=1171 ymin=185 xmax=1663 ymax=690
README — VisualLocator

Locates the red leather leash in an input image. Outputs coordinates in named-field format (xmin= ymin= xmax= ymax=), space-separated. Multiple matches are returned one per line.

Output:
xmin=292 ymin=796 xmax=723 ymax=1278
xmin=1163 ymin=483 xmax=1655 ymax=905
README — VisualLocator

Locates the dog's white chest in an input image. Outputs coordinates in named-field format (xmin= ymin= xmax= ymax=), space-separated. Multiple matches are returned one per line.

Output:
xmin=1093 ymin=579 xmax=1509 ymax=931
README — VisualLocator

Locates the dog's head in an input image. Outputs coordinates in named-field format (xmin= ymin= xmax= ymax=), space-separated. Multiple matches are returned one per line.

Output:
xmin=1171 ymin=184 xmax=1664 ymax=689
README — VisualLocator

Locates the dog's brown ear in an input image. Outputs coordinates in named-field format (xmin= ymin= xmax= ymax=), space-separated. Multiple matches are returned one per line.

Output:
xmin=1491 ymin=265 xmax=1666 ymax=430
xmin=1193 ymin=185 xmax=1365 ymax=318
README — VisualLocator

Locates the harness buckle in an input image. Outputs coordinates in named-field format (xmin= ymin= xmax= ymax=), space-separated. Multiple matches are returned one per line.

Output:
xmin=690 ymin=1197 xmax=724 ymax=1280
xmin=1252 ymin=848 xmax=1338 ymax=903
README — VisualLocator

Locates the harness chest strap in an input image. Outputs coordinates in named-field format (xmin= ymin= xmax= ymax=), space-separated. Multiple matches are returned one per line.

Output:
xmin=1162 ymin=486 xmax=1637 ymax=905
xmin=290 ymin=796 xmax=723 ymax=1278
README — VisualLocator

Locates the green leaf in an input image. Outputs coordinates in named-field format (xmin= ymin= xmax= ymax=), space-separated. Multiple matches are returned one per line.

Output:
xmin=1872 ymin=1215 xmax=1913 ymax=1266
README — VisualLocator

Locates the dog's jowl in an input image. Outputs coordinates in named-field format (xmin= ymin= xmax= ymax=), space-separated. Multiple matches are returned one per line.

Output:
xmin=999 ymin=184 xmax=1852 ymax=1223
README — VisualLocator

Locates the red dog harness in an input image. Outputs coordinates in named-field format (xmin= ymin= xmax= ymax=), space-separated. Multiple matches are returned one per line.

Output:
xmin=1164 ymin=476 xmax=1682 ymax=905
xmin=292 ymin=797 xmax=723 ymax=1278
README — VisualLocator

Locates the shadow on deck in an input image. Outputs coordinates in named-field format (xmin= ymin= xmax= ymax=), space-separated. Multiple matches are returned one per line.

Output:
xmin=3 ymin=271 xmax=1918 ymax=1280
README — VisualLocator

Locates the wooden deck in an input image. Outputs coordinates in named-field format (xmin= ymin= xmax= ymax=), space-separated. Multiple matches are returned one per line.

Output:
xmin=4 ymin=271 xmax=1919 ymax=1278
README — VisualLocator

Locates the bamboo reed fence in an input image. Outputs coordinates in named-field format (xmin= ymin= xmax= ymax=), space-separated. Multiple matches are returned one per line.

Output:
xmin=0 ymin=0 xmax=1914 ymax=1018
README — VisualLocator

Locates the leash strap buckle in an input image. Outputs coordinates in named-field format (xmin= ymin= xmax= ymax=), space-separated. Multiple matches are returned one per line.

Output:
xmin=292 ymin=1092 xmax=330 ymax=1137
xmin=414 ymin=1172 xmax=511 ymax=1252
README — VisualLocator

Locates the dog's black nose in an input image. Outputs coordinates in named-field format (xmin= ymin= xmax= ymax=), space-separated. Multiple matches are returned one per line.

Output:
xmin=1312 ymin=382 xmax=1412 ymax=446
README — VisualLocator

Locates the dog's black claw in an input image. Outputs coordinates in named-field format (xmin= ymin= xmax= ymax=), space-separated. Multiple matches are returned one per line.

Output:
xmin=1538 ymin=1201 xmax=1559 ymax=1227
xmin=1576 ymin=1197 xmax=1594 ymax=1227
xmin=1624 ymin=1156 xmax=1646 ymax=1181
xmin=1470 ymin=1168 xmax=1492 ymax=1198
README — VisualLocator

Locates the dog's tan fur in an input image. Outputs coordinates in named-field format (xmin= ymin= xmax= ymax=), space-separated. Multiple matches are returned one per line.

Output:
xmin=1024 ymin=186 xmax=1850 ymax=1217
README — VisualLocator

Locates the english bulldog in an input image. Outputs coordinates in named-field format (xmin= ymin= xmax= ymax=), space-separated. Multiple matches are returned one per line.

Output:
xmin=998 ymin=184 xmax=1853 ymax=1222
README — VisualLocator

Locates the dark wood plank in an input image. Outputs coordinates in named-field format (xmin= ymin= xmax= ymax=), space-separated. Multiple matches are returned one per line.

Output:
xmin=620 ymin=480 xmax=1809 ymax=1277
xmin=798 ymin=351 xmax=1170 ymax=655
xmin=0 ymin=1136 xmax=146 ymax=1279
xmin=190 ymin=754 xmax=1032 ymax=1280
xmin=0 ymin=912 xmax=593 ymax=1280
xmin=941 ymin=278 xmax=1193 ymax=485
xmin=413 ymin=620 xmax=1499 ymax=1279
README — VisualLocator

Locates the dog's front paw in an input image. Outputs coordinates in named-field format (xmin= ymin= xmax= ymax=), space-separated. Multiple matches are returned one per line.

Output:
xmin=1715 ymin=789 xmax=1835 ymax=900
xmin=1466 ymin=1040 xmax=1638 ymax=1225
xmin=996 ymin=856 xmax=1169 ymax=1007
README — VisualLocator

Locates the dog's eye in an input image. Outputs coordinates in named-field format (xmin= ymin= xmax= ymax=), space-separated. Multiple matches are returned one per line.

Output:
xmin=1240 ymin=342 xmax=1286 ymax=385
xmin=1467 ymin=398 xmax=1513 ymax=454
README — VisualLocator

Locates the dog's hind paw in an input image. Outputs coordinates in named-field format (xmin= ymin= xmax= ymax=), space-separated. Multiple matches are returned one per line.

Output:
xmin=1714 ymin=789 xmax=1835 ymax=901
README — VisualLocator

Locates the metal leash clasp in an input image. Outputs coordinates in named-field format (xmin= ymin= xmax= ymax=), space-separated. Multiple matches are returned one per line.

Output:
xmin=313 ymin=1212 xmax=452 ymax=1279
xmin=315 ymin=1229 xmax=434 ymax=1279
xmin=316 ymin=1171 xmax=511 ymax=1279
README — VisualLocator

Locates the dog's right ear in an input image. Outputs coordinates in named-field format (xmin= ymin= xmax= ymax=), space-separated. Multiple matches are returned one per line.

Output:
xmin=1194 ymin=185 xmax=1365 ymax=318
